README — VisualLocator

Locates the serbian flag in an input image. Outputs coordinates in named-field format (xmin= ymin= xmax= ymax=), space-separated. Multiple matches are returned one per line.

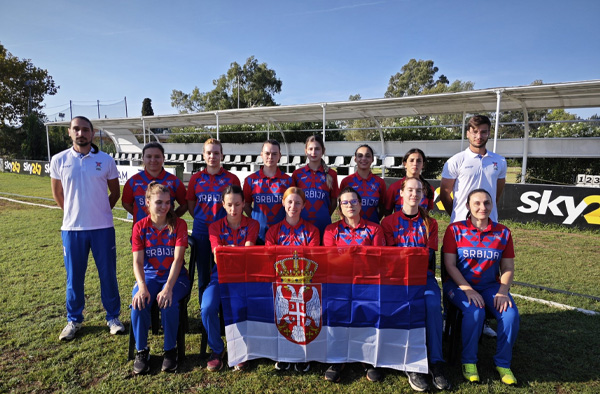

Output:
xmin=216 ymin=245 xmax=428 ymax=372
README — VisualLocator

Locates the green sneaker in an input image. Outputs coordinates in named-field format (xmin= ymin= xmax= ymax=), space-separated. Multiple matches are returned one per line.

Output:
xmin=462 ymin=363 xmax=480 ymax=383
xmin=496 ymin=366 xmax=517 ymax=385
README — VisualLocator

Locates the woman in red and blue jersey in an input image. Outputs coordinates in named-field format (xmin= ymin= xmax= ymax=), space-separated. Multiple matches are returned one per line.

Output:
xmin=204 ymin=185 xmax=259 ymax=372
xmin=243 ymin=139 xmax=292 ymax=244
xmin=130 ymin=182 xmax=190 ymax=375
xmin=292 ymin=135 xmax=338 ymax=237
xmin=265 ymin=187 xmax=319 ymax=373
xmin=122 ymin=142 xmax=187 ymax=224
xmin=186 ymin=138 xmax=240 ymax=325
xmin=381 ymin=177 xmax=450 ymax=391
xmin=322 ymin=186 xmax=385 ymax=383
xmin=339 ymin=144 xmax=387 ymax=224
xmin=443 ymin=188 xmax=519 ymax=386
xmin=385 ymin=148 xmax=435 ymax=215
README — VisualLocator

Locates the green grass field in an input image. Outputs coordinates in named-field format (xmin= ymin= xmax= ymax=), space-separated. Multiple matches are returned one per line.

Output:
xmin=1 ymin=172 xmax=599 ymax=393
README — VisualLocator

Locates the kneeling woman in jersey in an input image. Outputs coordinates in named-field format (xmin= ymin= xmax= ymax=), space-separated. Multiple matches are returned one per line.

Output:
xmin=381 ymin=177 xmax=450 ymax=391
xmin=206 ymin=185 xmax=259 ymax=372
xmin=265 ymin=187 xmax=319 ymax=372
xmin=322 ymin=186 xmax=385 ymax=383
xmin=131 ymin=182 xmax=190 ymax=375
xmin=443 ymin=188 xmax=519 ymax=385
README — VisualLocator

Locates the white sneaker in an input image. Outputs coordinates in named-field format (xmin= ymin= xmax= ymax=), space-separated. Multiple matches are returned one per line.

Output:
xmin=483 ymin=320 xmax=497 ymax=338
xmin=59 ymin=321 xmax=82 ymax=341
xmin=107 ymin=318 xmax=125 ymax=335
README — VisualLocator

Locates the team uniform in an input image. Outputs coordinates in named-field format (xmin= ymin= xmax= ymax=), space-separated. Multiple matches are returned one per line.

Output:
xmin=130 ymin=217 xmax=190 ymax=352
xmin=122 ymin=168 xmax=187 ymax=224
xmin=381 ymin=210 xmax=444 ymax=365
xmin=243 ymin=167 xmax=292 ymax=242
xmin=442 ymin=219 xmax=519 ymax=368
xmin=322 ymin=218 xmax=385 ymax=246
xmin=339 ymin=172 xmax=387 ymax=223
xmin=186 ymin=168 xmax=240 ymax=295
xmin=205 ymin=216 xmax=259 ymax=355
xmin=292 ymin=165 xmax=339 ymax=236
xmin=385 ymin=176 xmax=435 ymax=213
xmin=50 ymin=147 xmax=121 ymax=324
xmin=265 ymin=218 xmax=320 ymax=246
xmin=441 ymin=148 xmax=507 ymax=222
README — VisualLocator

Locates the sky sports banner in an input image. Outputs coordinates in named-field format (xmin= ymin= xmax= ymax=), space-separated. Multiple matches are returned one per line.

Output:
xmin=426 ymin=180 xmax=600 ymax=229
xmin=216 ymin=245 xmax=429 ymax=373
xmin=2 ymin=158 xmax=50 ymax=177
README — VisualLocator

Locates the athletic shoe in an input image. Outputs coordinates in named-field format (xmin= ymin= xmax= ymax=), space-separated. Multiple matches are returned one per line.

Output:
xmin=133 ymin=348 xmax=150 ymax=375
xmin=234 ymin=361 xmax=249 ymax=371
xmin=496 ymin=366 xmax=517 ymax=385
xmin=274 ymin=361 xmax=291 ymax=371
xmin=462 ymin=363 xmax=480 ymax=383
xmin=365 ymin=366 xmax=383 ymax=382
xmin=206 ymin=351 xmax=224 ymax=372
xmin=161 ymin=348 xmax=178 ymax=373
xmin=405 ymin=371 xmax=429 ymax=392
xmin=324 ymin=364 xmax=344 ymax=382
xmin=59 ymin=321 xmax=81 ymax=341
xmin=107 ymin=318 xmax=125 ymax=335
xmin=483 ymin=320 xmax=497 ymax=337
xmin=295 ymin=362 xmax=310 ymax=373
xmin=429 ymin=363 xmax=451 ymax=390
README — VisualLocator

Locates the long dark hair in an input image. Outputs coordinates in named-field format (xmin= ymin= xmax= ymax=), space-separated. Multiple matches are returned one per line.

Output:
xmin=145 ymin=181 xmax=176 ymax=233
xmin=403 ymin=148 xmax=434 ymax=202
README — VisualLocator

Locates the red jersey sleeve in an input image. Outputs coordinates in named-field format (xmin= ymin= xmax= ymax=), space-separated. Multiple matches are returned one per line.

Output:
xmin=371 ymin=223 xmax=386 ymax=246
xmin=339 ymin=176 xmax=349 ymax=192
xmin=322 ymin=223 xmax=337 ymax=246
xmin=175 ymin=218 xmax=188 ymax=248
xmin=378 ymin=177 xmax=387 ymax=210
xmin=131 ymin=220 xmax=145 ymax=252
xmin=243 ymin=176 xmax=253 ymax=202
xmin=385 ymin=180 xmax=400 ymax=211
xmin=329 ymin=169 xmax=339 ymax=200
xmin=427 ymin=218 xmax=439 ymax=251
xmin=208 ymin=219 xmax=221 ymax=251
xmin=307 ymin=223 xmax=321 ymax=246
xmin=175 ymin=182 xmax=187 ymax=207
xmin=381 ymin=216 xmax=396 ymax=246
xmin=264 ymin=223 xmax=279 ymax=246
xmin=230 ymin=172 xmax=241 ymax=186
xmin=246 ymin=218 xmax=260 ymax=244
xmin=186 ymin=172 xmax=200 ymax=201
xmin=442 ymin=225 xmax=458 ymax=254
xmin=122 ymin=180 xmax=134 ymax=204
xmin=291 ymin=169 xmax=300 ymax=187
xmin=503 ymin=231 xmax=515 ymax=258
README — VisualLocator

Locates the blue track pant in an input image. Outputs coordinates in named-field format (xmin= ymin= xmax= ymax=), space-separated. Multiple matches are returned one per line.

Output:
xmin=201 ymin=265 xmax=224 ymax=354
xmin=443 ymin=281 xmax=519 ymax=368
xmin=425 ymin=273 xmax=444 ymax=364
xmin=62 ymin=228 xmax=121 ymax=323
xmin=131 ymin=271 xmax=190 ymax=351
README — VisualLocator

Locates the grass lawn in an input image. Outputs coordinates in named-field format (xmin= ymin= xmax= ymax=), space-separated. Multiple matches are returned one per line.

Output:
xmin=1 ymin=172 xmax=599 ymax=393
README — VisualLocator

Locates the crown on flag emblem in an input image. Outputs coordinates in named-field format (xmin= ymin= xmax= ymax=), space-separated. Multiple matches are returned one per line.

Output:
xmin=274 ymin=251 xmax=318 ymax=284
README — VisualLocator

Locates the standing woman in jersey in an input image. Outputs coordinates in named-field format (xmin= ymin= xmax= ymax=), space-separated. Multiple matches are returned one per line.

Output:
xmin=243 ymin=139 xmax=292 ymax=244
xmin=265 ymin=187 xmax=319 ymax=373
xmin=339 ymin=144 xmax=387 ymax=223
xmin=322 ymin=186 xmax=385 ymax=383
xmin=205 ymin=185 xmax=259 ymax=372
xmin=130 ymin=182 xmax=190 ymax=375
xmin=381 ymin=177 xmax=450 ymax=392
xmin=187 ymin=139 xmax=240 ymax=307
xmin=122 ymin=142 xmax=188 ymax=224
xmin=442 ymin=189 xmax=519 ymax=386
xmin=292 ymin=135 xmax=339 ymax=237
xmin=385 ymin=148 xmax=435 ymax=215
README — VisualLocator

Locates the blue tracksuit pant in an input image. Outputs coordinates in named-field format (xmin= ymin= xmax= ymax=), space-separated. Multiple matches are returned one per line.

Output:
xmin=131 ymin=271 xmax=190 ymax=351
xmin=425 ymin=273 xmax=444 ymax=364
xmin=201 ymin=265 xmax=224 ymax=354
xmin=443 ymin=281 xmax=519 ymax=368
xmin=61 ymin=228 xmax=121 ymax=323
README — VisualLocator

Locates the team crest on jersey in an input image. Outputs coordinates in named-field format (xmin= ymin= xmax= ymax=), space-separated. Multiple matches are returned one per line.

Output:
xmin=95 ymin=162 xmax=102 ymax=171
xmin=319 ymin=174 xmax=326 ymax=182
xmin=493 ymin=162 xmax=498 ymax=171
xmin=218 ymin=178 xmax=226 ymax=185
xmin=167 ymin=181 xmax=173 ymax=186
xmin=273 ymin=251 xmax=321 ymax=345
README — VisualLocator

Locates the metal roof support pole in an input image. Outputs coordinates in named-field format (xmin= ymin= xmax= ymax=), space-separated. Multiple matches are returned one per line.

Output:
xmin=493 ymin=90 xmax=503 ymax=152
xmin=370 ymin=116 xmax=386 ymax=177
xmin=215 ymin=112 xmax=220 ymax=139
xmin=267 ymin=121 xmax=270 ymax=140
xmin=321 ymin=103 xmax=327 ymax=142
xmin=142 ymin=118 xmax=146 ymax=145
xmin=271 ymin=121 xmax=290 ymax=173
xmin=46 ymin=125 xmax=51 ymax=160
xmin=521 ymin=105 xmax=530 ymax=184
xmin=460 ymin=111 xmax=467 ymax=150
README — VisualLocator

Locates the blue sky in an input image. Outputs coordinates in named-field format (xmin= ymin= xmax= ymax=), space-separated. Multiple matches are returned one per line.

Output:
xmin=2 ymin=0 xmax=599 ymax=120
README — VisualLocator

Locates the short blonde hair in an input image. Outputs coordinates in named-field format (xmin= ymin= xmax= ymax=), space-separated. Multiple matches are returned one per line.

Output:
xmin=282 ymin=187 xmax=306 ymax=204
xmin=203 ymin=138 xmax=223 ymax=154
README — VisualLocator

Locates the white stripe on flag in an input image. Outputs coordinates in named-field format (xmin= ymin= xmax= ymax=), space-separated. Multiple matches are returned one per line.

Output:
xmin=225 ymin=321 xmax=428 ymax=373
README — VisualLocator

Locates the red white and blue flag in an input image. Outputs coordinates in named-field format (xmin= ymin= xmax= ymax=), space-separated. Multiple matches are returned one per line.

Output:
xmin=216 ymin=245 xmax=429 ymax=372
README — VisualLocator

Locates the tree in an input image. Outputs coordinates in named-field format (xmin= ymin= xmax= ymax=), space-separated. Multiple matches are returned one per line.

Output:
xmin=170 ymin=56 xmax=282 ymax=113
xmin=0 ymin=43 xmax=58 ymax=125
xmin=385 ymin=59 xmax=449 ymax=98
xmin=141 ymin=98 xmax=154 ymax=116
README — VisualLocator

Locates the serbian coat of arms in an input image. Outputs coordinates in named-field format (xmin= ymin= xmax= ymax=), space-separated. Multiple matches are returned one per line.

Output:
xmin=273 ymin=251 xmax=322 ymax=345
